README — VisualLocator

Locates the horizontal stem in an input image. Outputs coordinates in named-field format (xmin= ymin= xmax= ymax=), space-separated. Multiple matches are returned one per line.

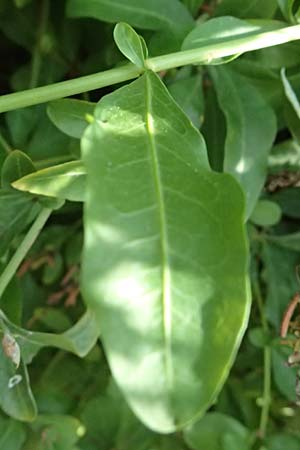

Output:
xmin=1 ymin=24 xmax=300 ymax=112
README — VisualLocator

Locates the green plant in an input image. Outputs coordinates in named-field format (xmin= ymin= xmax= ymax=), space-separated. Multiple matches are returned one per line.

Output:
xmin=0 ymin=1 xmax=300 ymax=448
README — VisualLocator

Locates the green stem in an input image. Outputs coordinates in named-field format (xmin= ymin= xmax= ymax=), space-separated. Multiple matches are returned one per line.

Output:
xmin=1 ymin=24 xmax=300 ymax=112
xmin=253 ymin=275 xmax=272 ymax=439
xmin=29 ymin=0 xmax=50 ymax=89
xmin=0 ymin=208 xmax=52 ymax=298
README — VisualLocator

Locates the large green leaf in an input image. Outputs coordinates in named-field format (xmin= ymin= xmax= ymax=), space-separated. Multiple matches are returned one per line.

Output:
xmin=12 ymin=161 xmax=86 ymax=202
xmin=66 ymin=0 xmax=193 ymax=39
xmin=210 ymin=66 xmax=276 ymax=218
xmin=81 ymin=70 xmax=250 ymax=432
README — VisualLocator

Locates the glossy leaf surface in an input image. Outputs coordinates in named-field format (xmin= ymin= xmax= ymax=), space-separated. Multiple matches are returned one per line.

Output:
xmin=210 ymin=66 xmax=276 ymax=218
xmin=13 ymin=160 xmax=86 ymax=202
xmin=114 ymin=22 xmax=147 ymax=68
xmin=82 ymin=70 xmax=250 ymax=432
xmin=47 ymin=99 xmax=95 ymax=139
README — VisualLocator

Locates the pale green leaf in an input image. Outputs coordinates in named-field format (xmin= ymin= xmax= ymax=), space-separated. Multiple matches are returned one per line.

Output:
xmin=250 ymin=199 xmax=282 ymax=226
xmin=47 ymin=99 xmax=95 ymax=139
xmin=278 ymin=0 xmax=300 ymax=23
xmin=12 ymin=161 xmax=86 ymax=202
xmin=210 ymin=66 xmax=276 ymax=218
xmin=66 ymin=0 xmax=194 ymax=38
xmin=182 ymin=17 xmax=276 ymax=64
xmin=0 ymin=309 xmax=99 ymax=362
xmin=81 ymin=71 xmax=250 ymax=432
xmin=114 ymin=22 xmax=148 ymax=68
xmin=183 ymin=412 xmax=250 ymax=450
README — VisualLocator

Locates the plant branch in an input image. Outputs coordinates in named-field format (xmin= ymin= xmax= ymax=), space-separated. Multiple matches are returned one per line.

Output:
xmin=253 ymin=273 xmax=272 ymax=439
xmin=0 ymin=208 xmax=52 ymax=299
xmin=1 ymin=24 xmax=300 ymax=112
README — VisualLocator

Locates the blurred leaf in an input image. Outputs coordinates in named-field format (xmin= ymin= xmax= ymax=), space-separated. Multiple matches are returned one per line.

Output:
xmin=181 ymin=0 xmax=204 ymax=16
xmin=211 ymin=66 xmax=276 ymax=218
xmin=0 ymin=190 xmax=39 ymax=256
xmin=0 ymin=415 xmax=27 ymax=449
xmin=267 ymin=231 xmax=300 ymax=251
xmin=1 ymin=150 xmax=35 ymax=189
xmin=262 ymin=242 xmax=300 ymax=327
xmin=66 ymin=0 xmax=194 ymax=39
xmin=183 ymin=412 xmax=250 ymax=450
xmin=250 ymin=199 xmax=282 ymax=227
xmin=215 ymin=0 xmax=278 ymax=18
xmin=0 ymin=275 xmax=22 ymax=325
xmin=168 ymin=71 xmax=204 ymax=128
xmin=113 ymin=22 xmax=148 ymax=68
xmin=25 ymin=414 xmax=84 ymax=450
xmin=13 ymin=161 xmax=86 ymax=202
xmin=266 ymin=433 xmax=300 ymax=450
xmin=278 ymin=0 xmax=300 ymax=23
xmin=248 ymin=327 xmax=271 ymax=348
xmin=272 ymin=346 xmax=299 ymax=402
xmin=42 ymin=253 xmax=64 ymax=285
xmin=271 ymin=187 xmax=300 ymax=218
xmin=281 ymin=67 xmax=300 ymax=118
xmin=32 ymin=308 xmax=72 ymax=333
xmin=82 ymin=70 xmax=250 ymax=432
xmin=201 ymin=80 xmax=226 ymax=172
xmin=47 ymin=99 xmax=95 ymax=139
xmin=268 ymin=140 xmax=300 ymax=172
xmin=0 ymin=346 xmax=37 ymax=421
xmin=0 ymin=309 xmax=99 ymax=362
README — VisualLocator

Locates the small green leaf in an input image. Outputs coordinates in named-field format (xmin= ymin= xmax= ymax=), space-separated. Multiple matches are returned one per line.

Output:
xmin=278 ymin=0 xmax=300 ymax=23
xmin=183 ymin=412 xmax=250 ymax=450
xmin=272 ymin=346 xmax=299 ymax=402
xmin=12 ymin=160 xmax=86 ymax=202
xmin=210 ymin=66 xmax=276 ymax=218
xmin=266 ymin=433 xmax=300 ymax=450
xmin=267 ymin=231 xmax=300 ymax=251
xmin=47 ymin=99 xmax=95 ymax=139
xmin=114 ymin=23 xmax=148 ymax=68
xmin=250 ymin=199 xmax=282 ymax=227
xmin=82 ymin=70 xmax=250 ymax=432
xmin=1 ymin=150 xmax=35 ymax=190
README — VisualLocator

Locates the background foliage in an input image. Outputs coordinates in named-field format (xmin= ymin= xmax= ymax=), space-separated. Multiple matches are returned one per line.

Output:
xmin=0 ymin=0 xmax=300 ymax=449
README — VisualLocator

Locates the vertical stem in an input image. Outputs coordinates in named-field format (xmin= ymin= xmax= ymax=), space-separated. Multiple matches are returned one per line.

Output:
xmin=253 ymin=271 xmax=272 ymax=439
xmin=29 ymin=0 xmax=50 ymax=89
xmin=0 ymin=208 xmax=52 ymax=299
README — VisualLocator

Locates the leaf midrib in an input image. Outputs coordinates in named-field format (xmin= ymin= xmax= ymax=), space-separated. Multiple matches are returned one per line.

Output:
xmin=145 ymin=73 xmax=173 ymax=394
